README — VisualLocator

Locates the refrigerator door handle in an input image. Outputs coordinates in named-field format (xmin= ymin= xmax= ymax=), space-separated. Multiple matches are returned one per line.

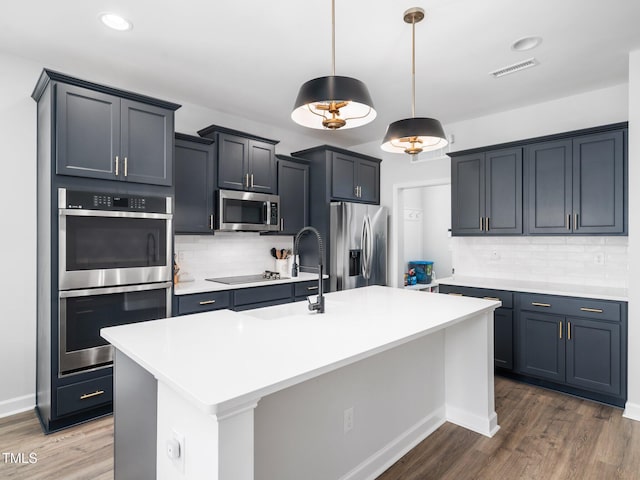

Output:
xmin=362 ymin=215 xmax=373 ymax=280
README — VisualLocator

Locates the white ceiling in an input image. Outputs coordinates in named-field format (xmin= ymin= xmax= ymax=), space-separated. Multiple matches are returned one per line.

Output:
xmin=3 ymin=0 xmax=640 ymax=148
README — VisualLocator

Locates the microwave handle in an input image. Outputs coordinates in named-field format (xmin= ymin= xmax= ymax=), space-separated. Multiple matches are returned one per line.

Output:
xmin=264 ymin=202 xmax=270 ymax=225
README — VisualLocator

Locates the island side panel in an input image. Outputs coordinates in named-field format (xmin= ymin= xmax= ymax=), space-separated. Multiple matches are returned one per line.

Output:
xmin=444 ymin=310 xmax=499 ymax=437
xmin=156 ymin=381 xmax=256 ymax=480
xmin=114 ymin=349 xmax=158 ymax=480
xmin=254 ymin=331 xmax=447 ymax=480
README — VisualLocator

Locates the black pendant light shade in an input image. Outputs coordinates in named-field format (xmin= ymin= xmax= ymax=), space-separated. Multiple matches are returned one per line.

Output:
xmin=381 ymin=117 xmax=448 ymax=154
xmin=381 ymin=7 xmax=448 ymax=156
xmin=292 ymin=75 xmax=376 ymax=130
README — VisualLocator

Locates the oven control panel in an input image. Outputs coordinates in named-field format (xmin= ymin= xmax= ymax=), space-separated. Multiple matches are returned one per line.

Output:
xmin=62 ymin=189 xmax=169 ymax=213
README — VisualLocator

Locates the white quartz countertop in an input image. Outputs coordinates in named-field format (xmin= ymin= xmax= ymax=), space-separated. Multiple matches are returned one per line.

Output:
xmin=173 ymin=272 xmax=327 ymax=295
xmin=102 ymin=286 xmax=499 ymax=415
xmin=437 ymin=276 xmax=628 ymax=302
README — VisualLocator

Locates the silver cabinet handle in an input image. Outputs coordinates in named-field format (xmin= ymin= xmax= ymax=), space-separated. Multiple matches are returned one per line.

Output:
xmin=480 ymin=217 xmax=483 ymax=231
xmin=483 ymin=297 xmax=500 ymax=301
xmin=574 ymin=213 xmax=578 ymax=230
xmin=199 ymin=300 xmax=216 ymax=305
xmin=486 ymin=217 xmax=490 ymax=231
xmin=566 ymin=214 xmax=571 ymax=230
xmin=115 ymin=156 xmax=119 ymax=176
xmin=245 ymin=173 xmax=249 ymax=188
xmin=531 ymin=302 xmax=551 ymax=307
xmin=209 ymin=214 xmax=214 ymax=230
xmin=307 ymin=286 xmax=319 ymax=291
xmin=280 ymin=218 xmax=284 ymax=230
xmin=250 ymin=173 xmax=254 ymax=188
xmin=124 ymin=157 xmax=128 ymax=177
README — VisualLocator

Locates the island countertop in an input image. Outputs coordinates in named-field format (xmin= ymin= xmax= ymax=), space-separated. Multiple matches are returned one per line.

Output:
xmin=101 ymin=286 xmax=500 ymax=415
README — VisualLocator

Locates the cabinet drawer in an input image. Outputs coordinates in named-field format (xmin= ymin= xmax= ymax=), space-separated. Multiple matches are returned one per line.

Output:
xmin=439 ymin=284 xmax=513 ymax=309
xmin=233 ymin=284 xmax=292 ymax=307
xmin=178 ymin=291 xmax=231 ymax=315
xmin=519 ymin=293 xmax=621 ymax=322
xmin=56 ymin=375 xmax=113 ymax=417
xmin=294 ymin=280 xmax=329 ymax=298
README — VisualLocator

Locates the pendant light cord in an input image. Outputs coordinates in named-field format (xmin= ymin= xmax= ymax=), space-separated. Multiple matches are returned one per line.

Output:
xmin=411 ymin=15 xmax=416 ymax=118
xmin=331 ymin=0 xmax=336 ymax=76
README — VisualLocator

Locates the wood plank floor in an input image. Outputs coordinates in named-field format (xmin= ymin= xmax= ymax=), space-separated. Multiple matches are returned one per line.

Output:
xmin=1 ymin=377 xmax=639 ymax=479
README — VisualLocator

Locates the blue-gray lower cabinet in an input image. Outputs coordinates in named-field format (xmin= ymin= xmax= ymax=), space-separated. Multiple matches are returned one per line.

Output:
xmin=438 ymin=284 xmax=514 ymax=371
xmin=517 ymin=292 xmax=626 ymax=405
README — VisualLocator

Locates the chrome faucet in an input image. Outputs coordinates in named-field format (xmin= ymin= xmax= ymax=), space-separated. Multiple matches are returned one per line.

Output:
xmin=292 ymin=226 xmax=325 ymax=314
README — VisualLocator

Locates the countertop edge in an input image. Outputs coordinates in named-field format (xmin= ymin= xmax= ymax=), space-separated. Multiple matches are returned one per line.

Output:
xmin=437 ymin=276 xmax=628 ymax=302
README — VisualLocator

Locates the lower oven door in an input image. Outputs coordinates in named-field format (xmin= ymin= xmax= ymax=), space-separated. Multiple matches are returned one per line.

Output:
xmin=58 ymin=282 xmax=172 ymax=376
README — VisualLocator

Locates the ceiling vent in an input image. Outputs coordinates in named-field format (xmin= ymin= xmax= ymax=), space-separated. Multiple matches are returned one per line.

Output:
xmin=490 ymin=58 xmax=539 ymax=78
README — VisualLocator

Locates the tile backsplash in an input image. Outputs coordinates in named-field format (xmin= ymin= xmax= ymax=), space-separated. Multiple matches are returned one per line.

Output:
xmin=452 ymin=236 xmax=629 ymax=288
xmin=174 ymin=233 xmax=293 ymax=279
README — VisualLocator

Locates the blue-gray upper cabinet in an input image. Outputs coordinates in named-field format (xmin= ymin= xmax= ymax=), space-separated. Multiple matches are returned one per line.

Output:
xmin=174 ymin=134 xmax=216 ymax=234
xmin=526 ymin=129 xmax=625 ymax=234
xmin=199 ymin=126 xmax=277 ymax=194
xmin=277 ymin=156 xmax=309 ymax=235
xmin=55 ymin=83 xmax=175 ymax=186
xmin=451 ymin=147 xmax=523 ymax=235
xmin=331 ymin=152 xmax=380 ymax=203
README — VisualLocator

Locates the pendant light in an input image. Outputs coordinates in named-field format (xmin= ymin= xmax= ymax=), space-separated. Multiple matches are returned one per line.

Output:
xmin=381 ymin=8 xmax=447 ymax=155
xmin=291 ymin=0 xmax=376 ymax=130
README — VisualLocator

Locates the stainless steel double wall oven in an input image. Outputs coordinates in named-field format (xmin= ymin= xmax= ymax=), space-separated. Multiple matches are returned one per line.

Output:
xmin=57 ymin=188 xmax=172 ymax=375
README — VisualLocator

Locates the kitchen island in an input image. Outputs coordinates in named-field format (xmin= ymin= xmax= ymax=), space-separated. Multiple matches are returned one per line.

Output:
xmin=102 ymin=286 xmax=500 ymax=480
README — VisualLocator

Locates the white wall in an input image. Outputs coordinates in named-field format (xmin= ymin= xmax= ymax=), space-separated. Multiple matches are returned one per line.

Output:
xmin=0 ymin=53 xmax=40 ymax=416
xmin=421 ymin=184 xmax=452 ymax=280
xmin=625 ymin=50 xmax=640 ymax=421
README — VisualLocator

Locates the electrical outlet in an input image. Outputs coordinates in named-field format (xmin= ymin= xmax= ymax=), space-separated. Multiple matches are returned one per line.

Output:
xmin=167 ymin=430 xmax=185 ymax=472
xmin=344 ymin=407 xmax=354 ymax=434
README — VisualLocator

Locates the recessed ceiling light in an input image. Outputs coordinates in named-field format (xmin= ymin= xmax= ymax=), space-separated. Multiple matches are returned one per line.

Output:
xmin=99 ymin=12 xmax=133 ymax=31
xmin=511 ymin=36 xmax=542 ymax=52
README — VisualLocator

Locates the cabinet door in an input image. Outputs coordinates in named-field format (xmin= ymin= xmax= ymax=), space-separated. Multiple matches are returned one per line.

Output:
xmin=218 ymin=132 xmax=249 ymax=190
xmin=485 ymin=148 xmax=522 ymax=234
xmin=357 ymin=159 xmax=380 ymax=204
xmin=565 ymin=317 xmax=621 ymax=396
xmin=55 ymin=83 xmax=120 ymax=180
xmin=518 ymin=311 xmax=565 ymax=383
xmin=331 ymin=153 xmax=358 ymax=200
xmin=572 ymin=131 xmax=625 ymax=234
xmin=120 ymin=99 xmax=173 ymax=186
xmin=277 ymin=160 xmax=309 ymax=234
xmin=248 ymin=140 xmax=276 ymax=193
xmin=494 ymin=308 xmax=513 ymax=370
xmin=451 ymin=153 xmax=484 ymax=235
xmin=526 ymin=140 xmax=572 ymax=234
xmin=174 ymin=139 xmax=215 ymax=234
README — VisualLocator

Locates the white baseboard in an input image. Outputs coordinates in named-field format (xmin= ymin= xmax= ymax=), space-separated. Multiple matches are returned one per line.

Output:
xmin=339 ymin=406 xmax=447 ymax=480
xmin=0 ymin=394 xmax=35 ymax=419
xmin=623 ymin=401 xmax=640 ymax=422
xmin=446 ymin=405 xmax=500 ymax=438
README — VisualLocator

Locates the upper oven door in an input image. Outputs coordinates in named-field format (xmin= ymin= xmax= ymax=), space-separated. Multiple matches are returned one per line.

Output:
xmin=217 ymin=189 xmax=280 ymax=232
xmin=59 ymin=209 xmax=173 ymax=290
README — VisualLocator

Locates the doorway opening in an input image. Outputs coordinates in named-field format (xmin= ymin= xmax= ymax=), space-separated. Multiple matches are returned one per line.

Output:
xmin=390 ymin=178 xmax=452 ymax=288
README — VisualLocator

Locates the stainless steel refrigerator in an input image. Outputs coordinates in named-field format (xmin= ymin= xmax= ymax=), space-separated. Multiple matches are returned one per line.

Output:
xmin=330 ymin=202 xmax=388 ymax=291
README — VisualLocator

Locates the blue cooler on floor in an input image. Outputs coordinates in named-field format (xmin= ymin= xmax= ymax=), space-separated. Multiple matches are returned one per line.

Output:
xmin=408 ymin=261 xmax=433 ymax=284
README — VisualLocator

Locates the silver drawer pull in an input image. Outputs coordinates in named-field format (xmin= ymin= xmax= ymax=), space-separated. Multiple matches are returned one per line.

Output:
xmin=483 ymin=297 xmax=500 ymax=301
xmin=448 ymin=293 xmax=463 ymax=296
xmin=531 ymin=302 xmax=551 ymax=307
xmin=80 ymin=390 xmax=105 ymax=400
xmin=580 ymin=307 xmax=603 ymax=313
xmin=307 ymin=286 xmax=319 ymax=291
xmin=199 ymin=300 xmax=216 ymax=305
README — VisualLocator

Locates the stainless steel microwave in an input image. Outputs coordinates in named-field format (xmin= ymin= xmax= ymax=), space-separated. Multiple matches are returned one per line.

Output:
xmin=216 ymin=189 xmax=281 ymax=232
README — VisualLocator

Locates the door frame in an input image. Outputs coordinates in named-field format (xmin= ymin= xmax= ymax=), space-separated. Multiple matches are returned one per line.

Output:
xmin=390 ymin=177 xmax=450 ymax=288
